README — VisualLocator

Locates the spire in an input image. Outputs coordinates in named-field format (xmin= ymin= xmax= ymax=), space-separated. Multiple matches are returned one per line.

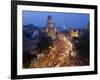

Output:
xmin=48 ymin=15 xmax=52 ymax=20
xmin=47 ymin=15 xmax=54 ymax=27
xmin=63 ymin=23 xmax=66 ymax=30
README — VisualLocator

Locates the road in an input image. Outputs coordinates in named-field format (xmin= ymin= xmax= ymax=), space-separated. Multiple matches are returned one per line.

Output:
xmin=30 ymin=34 xmax=88 ymax=68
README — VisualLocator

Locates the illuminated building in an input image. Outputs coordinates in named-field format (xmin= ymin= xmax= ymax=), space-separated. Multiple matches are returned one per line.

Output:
xmin=70 ymin=29 xmax=79 ymax=38
xmin=45 ymin=15 xmax=57 ymax=40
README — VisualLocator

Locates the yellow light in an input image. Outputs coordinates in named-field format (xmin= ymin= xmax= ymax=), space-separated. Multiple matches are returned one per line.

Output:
xmin=71 ymin=30 xmax=79 ymax=37
xmin=49 ymin=46 xmax=52 ymax=49
xmin=52 ymin=47 xmax=56 ymax=51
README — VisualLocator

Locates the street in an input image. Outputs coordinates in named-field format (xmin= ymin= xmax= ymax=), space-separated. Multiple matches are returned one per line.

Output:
xmin=29 ymin=34 xmax=89 ymax=68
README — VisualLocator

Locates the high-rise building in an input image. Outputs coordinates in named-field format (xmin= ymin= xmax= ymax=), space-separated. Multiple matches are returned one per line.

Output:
xmin=45 ymin=15 xmax=57 ymax=40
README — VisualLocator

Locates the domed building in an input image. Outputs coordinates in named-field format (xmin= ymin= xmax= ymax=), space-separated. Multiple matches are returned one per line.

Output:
xmin=70 ymin=29 xmax=79 ymax=38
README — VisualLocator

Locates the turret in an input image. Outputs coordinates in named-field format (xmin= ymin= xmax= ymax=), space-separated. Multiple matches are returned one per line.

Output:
xmin=47 ymin=15 xmax=54 ymax=28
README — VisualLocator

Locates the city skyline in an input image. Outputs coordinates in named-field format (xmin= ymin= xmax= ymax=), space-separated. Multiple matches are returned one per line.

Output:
xmin=22 ymin=11 xmax=89 ymax=29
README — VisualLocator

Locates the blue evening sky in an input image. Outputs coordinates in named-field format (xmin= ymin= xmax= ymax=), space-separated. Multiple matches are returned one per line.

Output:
xmin=22 ymin=11 xmax=89 ymax=29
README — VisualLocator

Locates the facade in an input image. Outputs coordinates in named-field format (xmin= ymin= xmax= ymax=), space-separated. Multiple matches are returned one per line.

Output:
xmin=70 ymin=29 xmax=79 ymax=38
xmin=45 ymin=15 xmax=57 ymax=40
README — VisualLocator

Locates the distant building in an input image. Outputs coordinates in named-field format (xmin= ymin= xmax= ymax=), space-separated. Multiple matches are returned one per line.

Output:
xmin=45 ymin=15 xmax=57 ymax=40
xmin=69 ymin=24 xmax=89 ymax=42
xmin=70 ymin=29 xmax=79 ymax=38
